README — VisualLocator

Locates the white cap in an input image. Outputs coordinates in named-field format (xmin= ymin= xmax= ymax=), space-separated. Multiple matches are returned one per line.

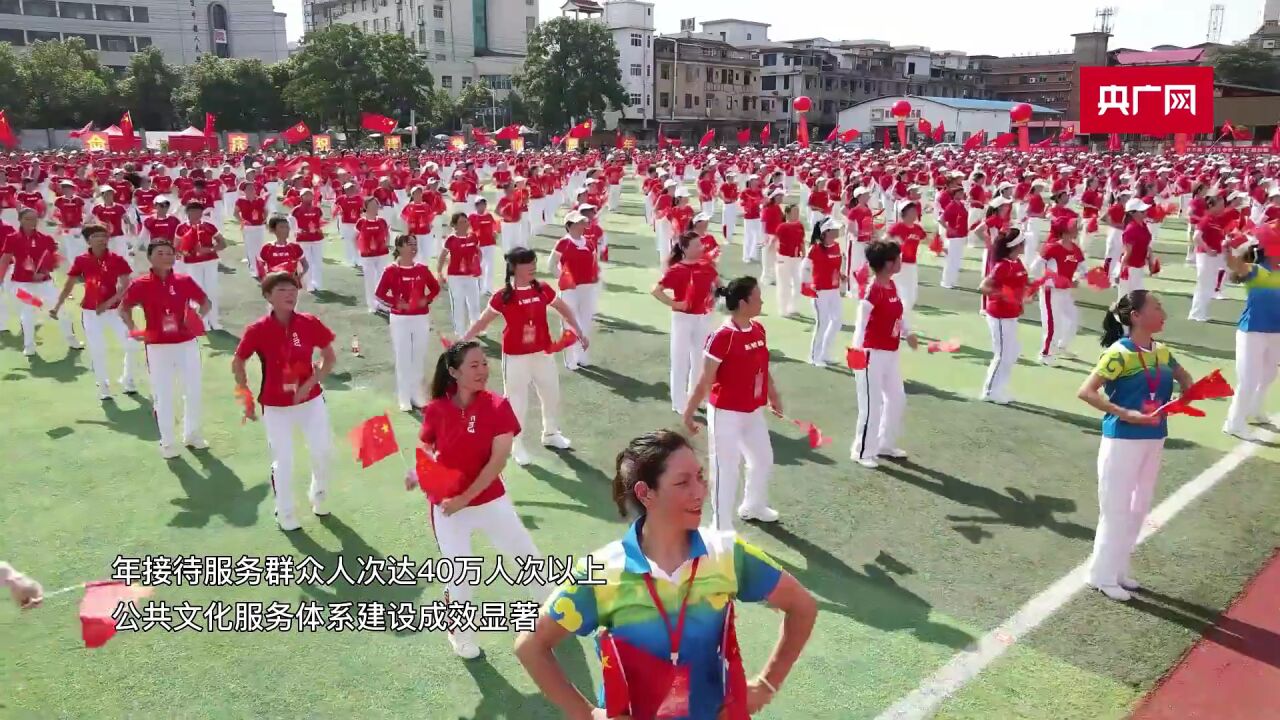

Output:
xmin=98 ymin=185 xmax=114 ymax=194
xmin=58 ymin=179 xmax=75 ymax=187
xmin=852 ymin=186 xmax=872 ymax=197
xmin=1268 ymin=188 xmax=1280 ymax=199
xmin=746 ymin=174 xmax=760 ymax=181
xmin=663 ymin=179 xmax=679 ymax=189
xmin=674 ymin=187 xmax=691 ymax=198
xmin=989 ymin=197 xmax=1012 ymax=208
xmin=565 ymin=211 xmax=587 ymax=224
xmin=767 ymin=188 xmax=785 ymax=198
xmin=1227 ymin=190 xmax=1248 ymax=202
xmin=154 ymin=195 xmax=172 ymax=205
xmin=995 ymin=181 xmax=1015 ymax=191
xmin=692 ymin=211 xmax=713 ymax=224
xmin=576 ymin=202 xmax=597 ymax=212
xmin=1124 ymin=198 xmax=1150 ymax=212
xmin=816 ymin=217 xmax=843 ymax=234
xmin=342 ymin=181 xmax=356 ymax=190
xmin=1031 ymin=179 xmax=1048 ymax=188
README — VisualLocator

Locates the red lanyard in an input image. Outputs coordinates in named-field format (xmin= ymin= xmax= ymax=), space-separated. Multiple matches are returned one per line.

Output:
xmin=1135 ymin=343 xmax=1159 ymax=400
xmin=641 ymin=557 xmax=701 ymax=666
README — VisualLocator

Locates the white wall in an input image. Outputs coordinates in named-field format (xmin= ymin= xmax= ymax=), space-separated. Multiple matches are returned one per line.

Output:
xmin=838 ymin=97 xmax=1013 ymax=140
xmin=700 ymin=20 xmax=768 ymax=46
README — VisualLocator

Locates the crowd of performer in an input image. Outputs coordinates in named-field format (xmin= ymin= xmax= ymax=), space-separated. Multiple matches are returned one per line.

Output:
xmin=3 ymin=141 xmax=1278 ymax=719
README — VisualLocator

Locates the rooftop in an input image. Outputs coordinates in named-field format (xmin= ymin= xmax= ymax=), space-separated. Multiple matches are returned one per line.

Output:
xmin=1113 ymin=48 xmax=1206 ymax=65
xmin=915 ymin=96 xmax=1060 ymax=114
xmin=700 ymin=18 xmax=771 ymax=27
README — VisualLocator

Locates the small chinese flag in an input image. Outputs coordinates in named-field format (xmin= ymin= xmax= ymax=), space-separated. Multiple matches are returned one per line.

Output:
xmin=928 ymin=232 xmax=943 ymax=255
xmin=736 ymin=127 xmax=751 ymax=145
xmin=600 ymin=632 xmax=632 ymax=717
xmin=558 ymin=266 xmax=577 ymax=291
xmin=414 ymin=448 xmax=464 ymax=504
xmin=1085 ymin=266 xmax=1111 ymax=290
xmin=720 ymin=603 xmax=751 ymax=720
xmin=927 ymin=339 xmax=961 ymax=354
xmin=80 ymin=580 xmax=152 ymax=649
xmin=234 ymin=386 xmax=255 ymax=423
xmin=348 ymin=413 xmax=399 ymax=468
xmin=699 ymin=129 xmax=716 ymax=148
xmin=281 ymin=121 xmax=311 ymax=144
xmin=548 ymin=329 xmax=578 ymax=353
xmin=793 ymin=420 xmax=832 ymax=449
xmin=360 ymin=112 xmax=398 ymax=134
xmin=801 ymin=282 xmax=817 ymax=298
xmin=14 ymin=288 xmax=42 ymax=308
xmin=1150 ymin=257 xmax=1162 ymax=275
xmin=846 ymin=347 xmax=868 ymax=370
xmin=183 ymin=306 xmax=205 ymax=337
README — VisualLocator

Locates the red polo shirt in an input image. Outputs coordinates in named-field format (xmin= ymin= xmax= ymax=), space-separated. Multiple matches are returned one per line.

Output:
xmin=176 ymin=221 xmax=221 ymax=264
xmin=234 ymin=311 xmax=336 ymax=407
xmin=121 ymin=270 xmax=209 ymax=345
xmin=419 ymin=389 xmax=520 ymax=508
xmin=2 ymin=229 xmax=59 ymax=283
xmin=375 ymin=263 xmax=441 ymax=316
xmin=488 ymin=283 xmax=556 ymax=356
xmin=68 ymin=250 xmax=132 ymax=310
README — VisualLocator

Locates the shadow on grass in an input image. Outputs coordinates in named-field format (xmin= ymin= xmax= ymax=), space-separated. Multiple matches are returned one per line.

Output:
xmin=312 ymin=289 xmax=360 ymax=307
xmin=457 ymin=654 xmax=563 ymax=720
xmin=74 ymin=393 xmax=161 ymax=441
xmin=17 ymin=348 xmax=87 ymax=383
xmin=573 ymin=365 xmax=668 ymax=404
xmin=166 ymin=447 xmax=269 ymax=528
xmin=593 ymin=314 xmax=665 ymax=337
xmin=755 ymin=522 xmax=975 ymax=649
xmin=1128 ymin=587 xmax=1280 ymax=670
xmin=877 ymin=459 xmax=1095 ymax=543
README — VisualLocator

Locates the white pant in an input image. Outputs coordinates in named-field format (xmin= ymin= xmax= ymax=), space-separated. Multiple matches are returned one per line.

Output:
xmin=502 ymin=352 xmax=561 ymax=454
xmin=109 ymin=236 xmax=129 ymax=258
xmin=707 ymin=406 xmax=773 ymax=531
xmin=176 ymin=259 xmax=219 ymax=330
xmin=12 ymin=281 xmax=75 ymax=351
xmin=846 ymin=240 xmax=868 ymax=282
xmin=982 ymin=315 xmax=1020 ymax=401
xmin=82 ymin=308 xmax=139 ymax=389
xmin=809 ymin=289 xmax=842 ymax=365
xmin=940 ymin=237 xmax=967 ymax=288
xmin=1225 ymin=330 xmax=1280 ymax=432
xmin=446 ymin=276 xmax=482 ymax=337
xmin=1189 ymin=252 xmax=1225 ymax=321
xmin=359 ymin=255 xmax=390 ymax=313
xmin=145 ymin=340 xmax=202 ymax=448
xmin=1088 ymin=437 xmax=1163 ymax=587
xmin=480 ymin=246 xmax=499 ymax=294
xmin=430 ymin=493 xmax=548 ymax=645
xmin=413 ymin=234 xmax=438 ymax=265
xmin=559 ymin=283 xmax=599 ymax=368
xmin=61 ymin=231 xmax=87 ymax=265
xmin=1103 ymin=228 xmax=1123 ymax=272
xmin=895 ymin=263 xmax=919 ymax=314
xmin=656 ymin=220 xmax=674 ymax=265
xmin=389 ymin=313 xmax=431 ymax=408
xmin=852 ymin=348 xmax=905 ymax=461
xmin=722 ymin=202 xmax=740 ymax=244
xmin=607 ymin=184 xmax=622 ymax=211
xmin=299 ymin=242 xmax=324 ymax=291
xmin=339 ymin=222 xmax=358 ymax=266
xmin=263 ymin=395 xmax=333 ymax=521
xmin=776 ymin=255 xmax=802 ymax=315
xmin=500 ymin=224 xmax=521 ymax=254
xmin=242 ymin=226 xmax=266 ymax=272
xmin=743 ymin=219 xmax=762 ymax=262
xmin=1116 ymin=265 xmax=1145 ymax=299
xmin=669 ymin=312 xmax=711 ymax=412
xmin=1022 ymin=218 xmax=1045 ymax=260
xmin=760 ymin=242 xmax=778 ymax=284
xmin=1038 ymin=286 xmax=1078 ymax=359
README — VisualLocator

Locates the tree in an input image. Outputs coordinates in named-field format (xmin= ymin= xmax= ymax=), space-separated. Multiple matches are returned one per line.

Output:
xmin=172 ymin=55 xmax=280 ymax=130
xmin=456 ymin=79 xmax=494 ymax=127
xmin=0 ymin=44 xmax=27 ymax=127
xmin=118 ymin=47 xmax=181 ymax=130
xmin=20 ymin=38 xmax=118 ymax=127
xmin=285 ymin=25 xmax=432 ymax=132
xmin=1213 ymin=46 xmax=1280 ymax=90
xmin=515 ymin=17 xmax=628 ymax=132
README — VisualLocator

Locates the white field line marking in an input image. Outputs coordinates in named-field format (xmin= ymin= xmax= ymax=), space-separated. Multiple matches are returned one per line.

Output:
xmin=876 ymin=419 xmax=1278 ymax=720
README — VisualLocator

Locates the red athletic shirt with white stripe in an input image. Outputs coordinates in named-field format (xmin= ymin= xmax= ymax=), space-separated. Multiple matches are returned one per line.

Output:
xmin=984 ymin=258 xmax=1028 ymax=319
xmin=554 ymin=237 xmax=600 ymax=285
xmin=1122 ymin=221 xmax=1153 ymax=266
xmin=92 ymin=204 xmax=128 ymax=237
xmin=886 ymin=222 xmax=926 ymax=264
xmin=259 ymin=242 xmax=304 ymax=275
xmin=355 ymin=217 xmax=390 ymax=257
xmin=375 ymin=262 xmax=441 ymax=316
xmin=419 ymin=389 xmax=519 ymax=508
xmin=861 ymin=281 xmax=904 ymax=351
xmin=143 ymin=215 xmax=179 ymax=242
xmin=488 ymin=283 xmax=556 ymax=356
xmin=806 ymin=242 xmax=843 ymax=290
xmin=704 ymin=320 xmax=770 ymax=413
xmin=443 ymin=234 xmax=482 ymax=276
xmin=1041 ymin=241 xmax=1084 ymax=281
xmin=659 ymin=261 xmax=718 ymax=315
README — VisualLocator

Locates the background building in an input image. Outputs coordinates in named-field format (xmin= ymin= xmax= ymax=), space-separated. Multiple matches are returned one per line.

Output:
xmin=652 ymin=31 xmax=760 ymax=142
xmin=837 ymin=95 xmax=1059 ymax=144
xmin=602 ymin=0 xmax=655 ymax=134
xmin=0 ymin=0 xmax=288 ymax=69
xmin=305 ymin=0 xmax=532 ymax=96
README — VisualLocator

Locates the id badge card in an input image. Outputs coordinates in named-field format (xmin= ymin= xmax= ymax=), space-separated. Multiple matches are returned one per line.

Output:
xmin=654 ymin=664 xmax=692 ymax=719
xmin=1141 ymin=396 xmax=1160 ymax=415
xmin=522 ymin=321 xmax=537 ymax=347
xmin=161 ymin=311 xmax=179 ymax=334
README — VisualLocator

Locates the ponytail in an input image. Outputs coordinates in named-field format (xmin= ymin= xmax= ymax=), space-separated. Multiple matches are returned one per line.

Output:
xmin=809 ymin=223 xmax=823 ymax=245
xmin=1100 ymin=289 xmax=1150 ymax=347
xmin=430 ymin=340 xmax=483 ymax=399
xmin=668 ymin=231 xmax=696 ymax=266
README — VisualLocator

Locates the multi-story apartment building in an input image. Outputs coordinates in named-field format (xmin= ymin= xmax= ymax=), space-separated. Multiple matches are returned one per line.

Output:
xmin=305 ymin=0 xmax=532 ymax=97
xmin=652 ymin=31 xmax=762 ymax=141
xmin=603 ymin=0 xmax=655 ymax=132
xmin=0 ymin=0 xmax=288 ymax=70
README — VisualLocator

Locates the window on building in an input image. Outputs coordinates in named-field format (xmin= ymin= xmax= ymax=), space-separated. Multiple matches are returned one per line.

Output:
xmin=646 ymin=64 xmax=650 ymax=76
xmin=483 ymin=74 xmax=512 ymax=89
xmin=705 ymin=93 xmax=714 ymax=108
xmin=746 ymin=32 xmax=752 ymax=40
xmin=66 ymin=32 xmax=97 ymax=48
xmin=694 ymin=95 xmax=699 ymax=106
xmin=24 ymin=0 xmax=57 ymax=16
xmin=629 ymin=92 xmax=641 ymax=105
xmin=644 ymin=94 xmax=649 ymax=106
xmin=719 ymin=32 xmax=725 ymax=41
xmin=99 ymin=34 xmax=131 ymax=51
xmin=418 ymin=27 xmax=425 ymax=43
xmin=361 ymin=19 xmax=368 ymax=31
xmin=361 ymin=0 xmax=367 ymax=10
xmin=685 ymin=65 xmax=695 ymax=82
xmin=907 ymin=61 xmax=915 ymax=75
xmin=761 ymin=75 xmax=776 ymax=91
xmin=630 ymin=32 xmax=641 ymax=47
xmin=60 ymin=2 xmax=92 ymax=18
xmin=825 ymin=78 xmax=833 ymax=90
xmin=28 ymin=29 xmax=60 ymax=41
xmin=705 ymin=67 xmax=712 ymax=82
xmin=761 ymin=99 xmax=771 ymax=113
xmin=684 ymin=93 xmax=692 ymax=108
xmin=461 ymin=76 xmax=471 ymax=86
xmin=660 ymin=63 xmax=669 ymax=80
xmin=660 ymin=92 xmax=669 ymax=107
xmin=782 ymin=76 xmax=790 ymax=90
xmin=525 ymin=15 xmax=534 ymax=30
xmin=132 ymin=6 xmax=146 ymax=21
xmin=135 ymin=35 xmax=151 ymax=48
xmin=435 ymin=53 xmax=445 ymax=60
xmin=0 ymin=0 xmax=18 ymax=13
xmin=646 ymin=35 xmax=650 ymax=47
xmin=383 ymin=16 xmax=389 ymax=31
xmin=434 ymin=29 xmax=444 ymax=41
xmin=744 ymin=71 xmax=752 ymax=85
xmin=763 ymin=53 xmax=776 ymax=66
xmin=441 ymin=75 xmax=453 ymax=88
xmin=822 ymin=100 xmax=832 ymax=114
xmin=781 ymin=98 xmax=789 ymax=113
xmin=472 ymin=0 xmax=487 ymax=53
xmin=0 ymin=27 xmax=23 ymax=43
xmin=433 ymin=3 xmax=442 ymax=16
xmin=630 ymin=63 xmax=641 ymax=76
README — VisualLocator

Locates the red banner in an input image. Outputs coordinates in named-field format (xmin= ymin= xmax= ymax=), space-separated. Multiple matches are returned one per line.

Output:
xmin=1187 ymin=144 xmax=1271 ymax=155
xmin=1078 ymin=65 xmax=1213 ymax=135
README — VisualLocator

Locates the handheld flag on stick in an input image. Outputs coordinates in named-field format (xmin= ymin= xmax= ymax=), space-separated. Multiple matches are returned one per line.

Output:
xmin=234 ymin=386 xmax=256 ymax=423
xmin=548 ymin=330 xmax=578 ymax=354
xmin=1157 ymin=370 xmax=1234 ymax=417
xmin=14 ymin=288 xmax=42 ymax=308
xmin=926 ymin=339 xmax=961 ymax=354
xmin=414 ymin=448 xmax=465 ymax=504
xmin=80 ymin=580 xmax=152 ymax=649
xmin=348 ymin=413 xmax=400 ymax=468
xmin=846 ymin=347 xmax=868 ymax=370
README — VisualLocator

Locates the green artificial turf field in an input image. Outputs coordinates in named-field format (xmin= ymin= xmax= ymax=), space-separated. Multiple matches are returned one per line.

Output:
xmin=1 ymin=180 xmax=1277 ymax=720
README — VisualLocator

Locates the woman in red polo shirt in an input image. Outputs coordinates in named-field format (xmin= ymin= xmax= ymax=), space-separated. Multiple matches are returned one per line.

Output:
xmin=411 ymin=340 xmax=549 ymax=660
xmin=759 ymin=188 xmax=786 ymax=285
xmin=1117 ymin=197 xmax=1158 ymax=298
xmin=774 ymin=205 xmax=806 ymax=316
xmin=0 ymin=208 xmax=81 ymax=355
xmin=355 ymin=197 xmax=391 ymax=314
xmin=653 ymin=231 xmax=719 ymax=413
xmin=682 ymin=276 xmax=784 ymax=531
xmin=232 ymin=271 xmax=337 ymax=532
xmin=175 ymin=200 xmax=227 ymax=332
xmin=803 ymin=217 xmax=846 ymax=367
xmin=377 ymin=235 xmax=442 ymax=412
xmin=438 ymin=213 xmax=483 ymax=337
xmin=548 ymin=212 xmax=600 ymax=371
xmin=469 ymin=197 xmax=500 ymax=296
xmin=1189 ymin=194 xmax=1227 ymax=323
xmin=885 ymin=201 xmax=926 ymax=314
xmin=459 ymin=247 xmax=586 ymax=466
xmin=978 ymin=229 xmax=1029 ymax=404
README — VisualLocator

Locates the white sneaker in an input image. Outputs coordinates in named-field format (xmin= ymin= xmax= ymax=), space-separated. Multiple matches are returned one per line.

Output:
xmin=1214 ymin=292 xmax=1226 ymax=301
xmin=98 ymin=383 xmax=112 ymax=400
xmin=879 ymin=448 xmax=908 ymax=459
xmin=160 ymin=444 xmax=180 ymax=460
xmin=511 ymin=445 xmax=532 ymax=466
xmin=22 ymin=346 xmax=35 ymax=357
xmin=276 ymin=511 xmax=301 ymax=532
xmin=1250 ymin=414 xmax=1271 ymax=425
xmin=1038 ymin=354 xmax=1054 ymax=366
xmin=66 ymin=337 xmax=84 ymax=350
xmin=738 ymin=506 xmax=780 ymax=523
xmin=447 ymin=632 xmax=481 ymax=659
xmin=857 ymin=458 xmax=880 ymax=469
xmin=310 ymin=492 xmax=329 ymax=517
xmin=1119 ymin=576 xmax=1142 ymax=591
xmin=184 ymin=436 xmax=209 ymax=450
xmin=542 ymin=433 xmax=572 ymax=450
xmin=1224 ymin=426 xmax=1255 ymax=441
xmin=1094 ymin=584 xmax=1131 ymax=602
xmin=121 ymin=380 xmax=138 ymax=394
xmin=398 ymin=402 xmax=413 ymax=413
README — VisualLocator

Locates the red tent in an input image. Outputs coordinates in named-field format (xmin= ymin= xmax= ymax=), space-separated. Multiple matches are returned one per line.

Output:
xmin=166 ymin=126 xmax=218 ymax=152
xmin=101 ymin=125 xmax=141 ymax=152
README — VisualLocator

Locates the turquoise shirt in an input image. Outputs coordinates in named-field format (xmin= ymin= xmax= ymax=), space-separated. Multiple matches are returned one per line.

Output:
xmin=1094 ymin=338 xmax=1179 ymax=440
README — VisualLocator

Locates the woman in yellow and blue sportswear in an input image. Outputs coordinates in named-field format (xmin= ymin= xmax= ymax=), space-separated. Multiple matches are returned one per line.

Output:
xmin=1223 ymin=238 xmax=1280 ymax=437
xmin=514 ymin=429 xmax=817 ymax=720
xmin=1077 ymin=290 xmax=1196 ymax=603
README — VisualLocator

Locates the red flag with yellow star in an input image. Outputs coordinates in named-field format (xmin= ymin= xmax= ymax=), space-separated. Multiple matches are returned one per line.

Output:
xmin=348 ymin=413 xmax=399 ymax=468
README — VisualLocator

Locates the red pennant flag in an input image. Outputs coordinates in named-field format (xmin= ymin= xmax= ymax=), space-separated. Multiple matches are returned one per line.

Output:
xmin=600 ymin=632 xmax=632 ymax=717
xmin=548 ymin=330 xmax=578 ymax=353
xmin=80 ymin=580 xmax=151 ymax=649
xmin=1059 ymin=126 xmax=1075 ymax=143
xmin=261 ymin=137 xmax=279 ymax=149
xmin=360 ymin=112 xmax=398 ymax=134
xmin=600 ymin=629 xmax=694 ymax=719
xmin=1107 ymin=133 xmax=1121 ymax=151
xmin=0 ymin=110 xmax=16 ymax=148
xmin=760 ymin=124 xmax=771 ymax=145
xmin=846 ymin=347 xmax=868 ymax=370
xmin=119 ymin=111 xmax=134 ymax=138
xmin=567 ymin=119 xmax=593 ymax=139
xmin=14 ymin=288 xmax=43 ymax=308
xmin=281 ymin=122 xmax=311 ymax=144
xmin=1179 ymin=369 xmax=1234 ymax=403
xmin=825 ymin=126 xmax=840 ymax=143
xmin=1150 ymin=257 xmax=1161 ymax=276
xmin=558 ymin=266 xmax=577 ymax=291
xmin=348 ymin=413 xmax=399 ymax=468
xmin=68 ymin=120 xmax=93 ymax=139
xmin=234 ymin=386 xmax=255 ymax=423
xmin=840 ymin=128 xmax=861 ymax=143
xmin=551 ymin=134 xmax=563 ymax=147
xmin=699 ymin=129 xmax=716 ymax=148
xmin=792 ymin=420 xmax=832 ymax=449
xmin=414 ymin=448 xmax=465 ymax=504
xmin=736 ymin=127 xmax=750 ymax=145
xmin=933 ymin=121 xmax=945 ymax=143
xmin=183 ymin=306 xmax=205 ymax=337
xmin=1085 ymin=266 xmax=1111 ymax=290
xmin=801 ymin=282 xmax=817 ymax=298
xmin=992 ymin=132 xmax=1016 ymax=149
xmin=928 ymin=232 xmax=943 ymax=255
xmin=927 ymin=339 xmax=961 ymax=354
xmin=962 ymin=131 xmax=984 ymax=151
xmin=1159 ymin=399 xmax=1208 ymax=417
xmin=917 ymin=118 xmax=932 ymax=138
xmin=203 ymin=112 xmax=217 ymax=137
